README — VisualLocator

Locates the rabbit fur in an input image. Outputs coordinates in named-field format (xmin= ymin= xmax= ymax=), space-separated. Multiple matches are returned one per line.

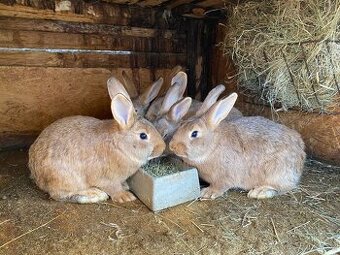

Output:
xmin=169 ymin=93 xmax=305 ymax=200
xmin=29 ymin=77 xmax=165 ymax=204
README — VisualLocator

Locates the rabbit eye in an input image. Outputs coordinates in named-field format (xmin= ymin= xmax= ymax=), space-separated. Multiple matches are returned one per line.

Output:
xmin=140 ymin=133 xmax=148 ymax=140
xmin=191 ymin=130 xmax=198 ymax=138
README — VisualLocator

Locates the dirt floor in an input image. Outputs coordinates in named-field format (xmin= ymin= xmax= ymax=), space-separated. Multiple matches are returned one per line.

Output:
xmin=0 ymin=149 xmax=339 ymax=255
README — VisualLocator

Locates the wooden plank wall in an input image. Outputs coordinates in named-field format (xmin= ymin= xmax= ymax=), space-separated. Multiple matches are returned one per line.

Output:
xmin=0 ymin=0 xmax=186 ymax=149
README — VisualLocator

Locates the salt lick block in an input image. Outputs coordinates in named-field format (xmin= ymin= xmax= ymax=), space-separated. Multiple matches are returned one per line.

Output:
xmin=127 ymin=157 xmax=200 ymax=212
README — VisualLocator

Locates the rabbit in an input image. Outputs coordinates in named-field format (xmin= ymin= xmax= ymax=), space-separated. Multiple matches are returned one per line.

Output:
xmin=121 ymin=70 xmax=163 ymax=117
xmin=145 ymin=70 xmax=188 ymax=121
xmin=169 ymin=93 xmax=306 ymax=200
xmin=153 ymin=85 xmax=243 ymax=153
xmin=29 ymin=76 xmax=166 ymax=204
xmin=120 ymin=66 xmax=182 ymax=118
xmin=148 ymin=69 xmax=242 ymax=124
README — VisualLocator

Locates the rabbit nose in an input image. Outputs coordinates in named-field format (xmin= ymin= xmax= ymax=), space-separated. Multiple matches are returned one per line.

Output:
xmin=169 ymin=140 xmax=176 ymax=152
xmin=152 ymin=141 xmax=166 ymax=158
xmin=169 ymin=141 xmax=186 ymax=156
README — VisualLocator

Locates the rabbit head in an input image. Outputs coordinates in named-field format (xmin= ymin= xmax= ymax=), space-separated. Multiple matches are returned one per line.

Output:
xmin=108 ymin=77 xmax=166 ymax=161
xmin=169 ymin=93 xmax=238 ymax=162
xmin=153 ymin=85 xmax=226 ymax=147
xmin=153 ymin=97 xmax=192 ymax=155
xmin=121 ymin=71 xmax=163 ymax=117
xmin=145 ymin=71 xmax=187 ymax=121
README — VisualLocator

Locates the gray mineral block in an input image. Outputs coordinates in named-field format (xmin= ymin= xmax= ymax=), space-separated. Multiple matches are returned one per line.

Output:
xmin=127 ymin=157 xmax=200 ymax=212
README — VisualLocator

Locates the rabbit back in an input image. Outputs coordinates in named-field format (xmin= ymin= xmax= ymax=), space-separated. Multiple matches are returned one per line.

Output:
xmin=173 ymin=116 xmax=305 ymax=194
xmin=203 ymin=116 xmax=305 ymax=191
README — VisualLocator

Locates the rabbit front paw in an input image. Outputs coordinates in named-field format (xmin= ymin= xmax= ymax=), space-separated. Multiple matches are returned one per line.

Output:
xmin=247 ymin=186 xmax=278 ymax=199
xmin=200 ymin=187 xmax=225 ymax=200
xmin=111 ymin=191 xmax=136 ymax=203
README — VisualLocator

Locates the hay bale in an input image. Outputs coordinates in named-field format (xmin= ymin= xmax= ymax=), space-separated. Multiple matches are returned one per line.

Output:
xmin=223 ymin=0 xmax=340 ymax=112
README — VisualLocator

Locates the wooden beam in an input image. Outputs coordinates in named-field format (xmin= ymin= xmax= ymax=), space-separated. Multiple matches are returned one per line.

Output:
xmin=0 ymin=2 xmax=160 ymax=28
xmin=0 ymin=29 xmax=185 ymax=53
xmin=186 ymin=19 xmax=199 ymax=98
xmin=185 ymin=18 xmax=218 ymax=100
xmin=0 ymin=17 xmax=185 ymax=39
xmin=0 ymin=49 xmax=186 ymax=68
xmin=138 ymin=0 xmax=172 ymax=7
xmin=200 ymin=19 xmax=217 ymax=99
xmin=196 ymin=0 xmax=225 ymax=8
xmin=166 ymin=0 xmax=195 ymax=9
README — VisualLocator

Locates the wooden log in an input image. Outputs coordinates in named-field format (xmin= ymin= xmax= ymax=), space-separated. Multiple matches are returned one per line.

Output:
xmin=0 ymin=29 xmax=185 ymax=53
xmin=0 ymin=17 xmax=185 ymax=39
xmin=0 ymin=50 xmax=186 ymax=68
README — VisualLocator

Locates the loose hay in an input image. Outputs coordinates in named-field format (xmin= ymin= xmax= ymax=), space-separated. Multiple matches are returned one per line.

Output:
xmin=142 ymin=157 xmax=179 ymax=177
xmin=223 ymin=0 xmax=340 ymax=112
xmin=1 ymin=150 xmax=339 ymax=254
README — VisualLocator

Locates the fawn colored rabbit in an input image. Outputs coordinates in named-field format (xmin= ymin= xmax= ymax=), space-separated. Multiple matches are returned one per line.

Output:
xmin=169 ymin=93 xmax=305 ymax=199
xmin=153 ymin=85 xmax=242 ymax=154
xmin=121 ymin=70 xmax=163 ymax=117
xmin=29 ymin=77 xmax=165 ymax=204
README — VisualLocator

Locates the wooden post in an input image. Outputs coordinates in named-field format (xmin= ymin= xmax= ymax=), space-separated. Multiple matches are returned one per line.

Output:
xmin=185 ymin=17 xmax=217 ymax=100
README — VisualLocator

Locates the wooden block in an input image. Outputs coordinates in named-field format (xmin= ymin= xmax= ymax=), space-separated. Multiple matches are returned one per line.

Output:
xmin=128 ymin=157 xmax=200 ymax=211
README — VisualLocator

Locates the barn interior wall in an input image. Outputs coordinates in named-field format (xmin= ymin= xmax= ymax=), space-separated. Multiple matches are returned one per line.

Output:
xmin=0 ymin=0 xmax=187 ymax=149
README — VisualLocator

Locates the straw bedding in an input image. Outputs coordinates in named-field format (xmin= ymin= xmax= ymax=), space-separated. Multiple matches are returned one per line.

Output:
xmin=223 ymin=0 xmax=340 ymax=112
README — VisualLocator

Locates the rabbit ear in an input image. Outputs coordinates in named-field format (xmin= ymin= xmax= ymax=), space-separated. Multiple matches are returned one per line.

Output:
xmin=158 ymin=66 xmax=183 ymax=97
xmin=159 ymin=83 xmax=184 ymax=115
xmin=167 ymin=66 xmax=183 ymax=80
xmin=140 ymin=77 xmax=164 ymax=105
xmin=167 ymin=97 xmax=192 ymax=122
xmin=111 ymin=93 xmax=136 ymax=130
xmin=171 ymin=71 xmax=187 ymax=97
xmin=107 ymin=76 xmax=131 ymax=100
xmin=196 ymin=85 xmax=226 ymax=117
xmin=205 ymin=93 xmax=238 ymax=129
xmin=121 ymin=70 xmax=138 ymax=98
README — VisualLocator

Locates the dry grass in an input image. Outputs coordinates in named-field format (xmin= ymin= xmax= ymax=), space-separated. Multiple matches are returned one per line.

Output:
xmin=223 ymin=0 xmax=340 ymax=113
xmin=0 ymin=150 xmax=339 ymax=255
xmin=142 ymin=157 xmax=179 ymax=177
